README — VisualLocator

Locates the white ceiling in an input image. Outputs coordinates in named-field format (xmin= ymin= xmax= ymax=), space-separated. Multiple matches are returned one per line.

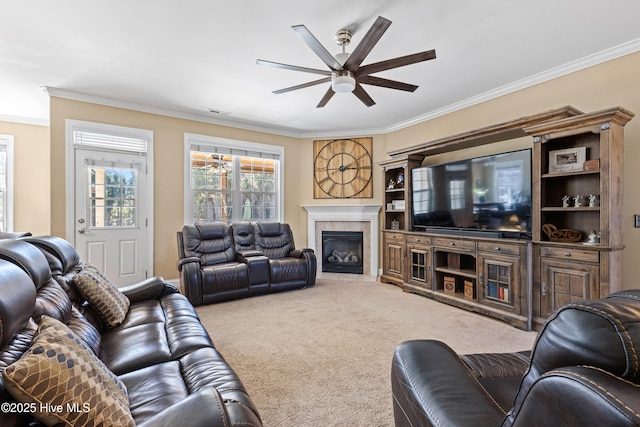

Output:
xmin=2 ymin=0 xmax=640 ymax=137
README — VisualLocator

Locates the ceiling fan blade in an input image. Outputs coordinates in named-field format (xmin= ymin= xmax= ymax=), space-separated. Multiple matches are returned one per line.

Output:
xmin=358 ymin=49 xmax=436 ymax=76
xmin=358 ymin=75 xmax=418 ymax=92
xmin=292 ymin=24 xmax=343 ymax=71
xmin=343 ymin=16 xmax=391 ymax=72
xmin=273 ymin=77 xmax=331 ymax=94
xmin=352 ymin=83 xmax=376 ymax=107
xmin=257 ymin=59 xmax=332 ymax=76
xmin=316 ymin=87 xmax=335 ymax=108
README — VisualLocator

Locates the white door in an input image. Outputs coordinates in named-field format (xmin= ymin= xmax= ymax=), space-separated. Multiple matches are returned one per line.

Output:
xmin=74 ymin=149 xmax=148 ymax=286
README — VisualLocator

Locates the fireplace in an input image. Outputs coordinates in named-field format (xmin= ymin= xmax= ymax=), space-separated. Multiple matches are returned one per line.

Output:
xmin=303 ymin=205 xmax=381 ymax=277
xmin=322 ymin=231 xmax=364 ymax=274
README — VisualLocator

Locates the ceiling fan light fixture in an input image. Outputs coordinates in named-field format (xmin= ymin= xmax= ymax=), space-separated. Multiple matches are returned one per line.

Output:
xmin=332 ymin=70 xmax=356 ymax=93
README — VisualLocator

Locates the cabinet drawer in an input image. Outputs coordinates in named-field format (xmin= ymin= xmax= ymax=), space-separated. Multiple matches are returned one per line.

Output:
xmin=384 ymin=232 xmax=405 ymax=242
xmin=406 ymin=235 xmax=431 ymax=245
xmin=433 ymin=238 xmax=476 ymax=251
xmin=540 ymin=246 xmax=599 ymax=263
xmin=478 ymin=242 xmax=521 ymax=257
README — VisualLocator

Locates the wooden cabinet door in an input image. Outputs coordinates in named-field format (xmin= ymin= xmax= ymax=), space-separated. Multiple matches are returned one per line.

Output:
xmin=385 ymin=241 xmax=405 ymax=279
xmin=540 ymin=258 xmax=599 ymax=318
xmin=478 ymin=255 xmax=520 ymax=313
xmin=407 ymin=245 xmax=431 ymax=288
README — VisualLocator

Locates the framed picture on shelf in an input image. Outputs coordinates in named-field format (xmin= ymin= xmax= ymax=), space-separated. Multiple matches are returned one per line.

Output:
xmin=391 ymin=200 xmax=405 ymax=210
xmin=549 ymin=147 xmax=586 ymax=173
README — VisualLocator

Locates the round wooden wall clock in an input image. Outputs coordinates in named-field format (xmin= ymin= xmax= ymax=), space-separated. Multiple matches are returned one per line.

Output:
xmin=313 ymin=137 xmax=373 ymax=199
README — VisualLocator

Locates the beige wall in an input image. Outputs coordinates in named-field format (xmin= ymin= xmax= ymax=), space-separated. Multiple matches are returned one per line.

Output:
xmin=49 ymin=98 xmax=301 ymax=280
xmin=0 ymin=120 xmax=50 ymax=235
xmin=40 ymin=50 xmax=640 ymax=287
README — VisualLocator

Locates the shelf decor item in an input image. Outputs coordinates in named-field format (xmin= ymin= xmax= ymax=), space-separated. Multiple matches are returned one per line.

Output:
xmin=542 ymin=223 xmax=582 ymax=242
xmin=548 ymin=147 xmax=586 ymax=173
xmin=463 ymin=280 xmax=475 ymax=300
xmin=391 ymin=200 xmax=405 ymax=210
xmin=583 ymin=159 xmax=600 ymax=171
xmin=443 ymin=276 xmax=456 ymax=294
xmin=391 ymin=219 xmax=400 ymax=230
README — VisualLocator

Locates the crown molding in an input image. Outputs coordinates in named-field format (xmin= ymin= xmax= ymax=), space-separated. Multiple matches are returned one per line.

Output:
xmin=41 ymin=87 xmax=306 ymax=138
xmin=35 ymin=38 xmax=640 ymax=138
xmin=0 ymin=114 xmax=49 ymax=127
xmin=384 ymin=38 xmax=640 ymax=134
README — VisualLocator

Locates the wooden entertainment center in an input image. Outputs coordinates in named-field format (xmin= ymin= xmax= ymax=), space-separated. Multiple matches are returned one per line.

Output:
xmin=379 ymin=106 xmax=634 ymax=330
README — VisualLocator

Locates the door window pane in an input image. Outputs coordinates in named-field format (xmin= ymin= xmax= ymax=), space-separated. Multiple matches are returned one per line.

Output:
xmin=88 ymin=166 xmax=138 ymax=228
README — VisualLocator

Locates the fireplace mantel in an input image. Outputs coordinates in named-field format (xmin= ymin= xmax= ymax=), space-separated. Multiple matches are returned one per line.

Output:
xmin=302 ymin=205 xmax=381 ymax=276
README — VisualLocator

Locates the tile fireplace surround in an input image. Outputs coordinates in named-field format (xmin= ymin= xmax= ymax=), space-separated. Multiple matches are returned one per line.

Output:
xmin=302 ymin=205 xmax=381 ymax=277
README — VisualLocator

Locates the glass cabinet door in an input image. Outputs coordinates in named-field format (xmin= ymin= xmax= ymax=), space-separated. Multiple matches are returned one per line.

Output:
xmin=409 ymin=247 xmax=430 ymax=286
xmin=482 ymin=258 xmax=514 ymax=304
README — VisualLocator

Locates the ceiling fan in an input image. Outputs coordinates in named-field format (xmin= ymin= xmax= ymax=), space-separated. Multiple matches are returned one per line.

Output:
xmin=257 ymin=16 xmax=436 ymax=108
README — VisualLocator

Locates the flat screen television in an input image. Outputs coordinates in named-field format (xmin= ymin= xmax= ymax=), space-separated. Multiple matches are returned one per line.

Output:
xmin=411 ymin=148 xmax=532 ymax=239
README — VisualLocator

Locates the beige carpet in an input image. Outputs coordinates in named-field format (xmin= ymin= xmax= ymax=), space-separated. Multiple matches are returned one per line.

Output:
xmin=196 ymin=277 xmax=537 ymax=427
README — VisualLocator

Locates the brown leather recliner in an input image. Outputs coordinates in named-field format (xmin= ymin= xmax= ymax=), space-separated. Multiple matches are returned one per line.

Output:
xmin=177 ymin=223 xmax=254 ymax=305
xmin=391 ymin=289 xmax=640 ymax=426
xmin=0 ymin=236 xmax=261 ymax=427
xmin=177 ymin=222 xmax=316 ymax=306
xmin=251 ymin=222 xmax=317 ymax=292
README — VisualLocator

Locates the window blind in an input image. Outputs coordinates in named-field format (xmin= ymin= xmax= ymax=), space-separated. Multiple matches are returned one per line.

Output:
xmin=73 ymin=130 xmax=148 ymax=153
xmin=190 ymin=144 xmax=280 ymax=160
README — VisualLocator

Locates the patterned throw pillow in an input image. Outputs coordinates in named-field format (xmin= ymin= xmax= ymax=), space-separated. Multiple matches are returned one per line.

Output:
xmin=73 ymin=264 xmax=130 ymax=328
xmin=2 ymin=316 xmax=134 ymax=427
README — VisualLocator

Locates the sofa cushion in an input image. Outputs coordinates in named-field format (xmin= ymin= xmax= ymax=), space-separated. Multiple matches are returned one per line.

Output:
xmin=2 ymin=317 xmax=134 ymax=427
xmin=73 ymin=264 xmax=130 ymax=328
xmin=181 ymin=223 xmax=238 ymax=266
xmin=253 ymin=222 xmax=296 ymax=259
xmin=269 ymin=258 xmax=308 ymax=283
xmin=119 ymin=361 xmax=189 ymax=424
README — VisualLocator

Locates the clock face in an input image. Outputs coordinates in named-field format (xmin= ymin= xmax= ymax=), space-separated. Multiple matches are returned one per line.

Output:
xmin=313 ymin=138 xmax=373 ymax=199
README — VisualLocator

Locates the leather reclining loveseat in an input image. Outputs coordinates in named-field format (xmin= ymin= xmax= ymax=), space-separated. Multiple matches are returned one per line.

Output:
xmin=0 ymin=236 xmax=261 ymax=427
xmin=391 ymin=289 xmax=640 ymax=426
xmin=177 ymin=222 xmax=317 ymax=306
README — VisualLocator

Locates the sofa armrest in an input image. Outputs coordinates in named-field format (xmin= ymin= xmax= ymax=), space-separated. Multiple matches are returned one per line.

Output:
xmin=177 ymin=256 xmax=200 ymax=271
xmin=136 ymin=387 xmax=230 ymax=427
xmin=459 ymin=351 xmax=530 ymax=379
xmin=120 ymin=276 xmax=178 ymax=303
xmin=392 ymin=340 xmax=506 ymax=427
xmin=503 ymin=365 xmax=640 ymax=427
xmin=237 ymin=249 xmax=264 ymax=259
xmin=288 ymin=248 xmax=313 ymax=258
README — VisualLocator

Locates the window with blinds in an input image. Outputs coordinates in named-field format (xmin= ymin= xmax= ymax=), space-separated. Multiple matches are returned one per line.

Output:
xmin=186 ymin=135 xmax=283 ymax=224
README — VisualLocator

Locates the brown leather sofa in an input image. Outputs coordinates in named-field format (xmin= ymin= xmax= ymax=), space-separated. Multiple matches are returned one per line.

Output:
xmin=0 ymin=236 xmax=262 ymax=427
xmin=177 ymin=222 xmax=316 ymax=306
xmin=391 ymin=289 xmax=640 ymax=426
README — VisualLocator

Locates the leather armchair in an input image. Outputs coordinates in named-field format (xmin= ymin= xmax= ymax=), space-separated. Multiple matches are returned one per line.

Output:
xmin=252 ymin=222 xmax=317 ymax=292
xmin=391 ymin=289 xmax=640 ymax=427
xmin=177 ymin=223 xmax=251 ymax=305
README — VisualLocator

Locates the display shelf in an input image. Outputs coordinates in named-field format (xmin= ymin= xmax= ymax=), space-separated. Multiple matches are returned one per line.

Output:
xmin=525 ymin=106 xmax=633 ymax=329
xmin=541 ymin=170 xmax=599 ymax=179
xmin=434 ymin=267 xmax=476 ymax=279
xmin=541 ymin=206 xmax=600 ymax=211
